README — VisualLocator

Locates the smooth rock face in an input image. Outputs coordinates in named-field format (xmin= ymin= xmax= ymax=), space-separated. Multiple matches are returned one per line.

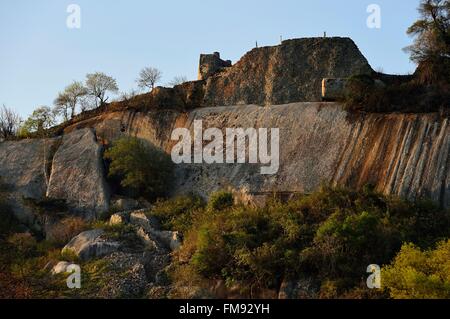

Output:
xmin=47 ymin=128 xmax=110 ymax=218
xmin=0 ymin=137 xmax=59 ymax=224
xmin=62 ymin=229 xmax=119 ymax=261
xmin=174 ymin=104 xmax=449 ymax=208
xmin=69 ymin=102 xmax=450 ymax=208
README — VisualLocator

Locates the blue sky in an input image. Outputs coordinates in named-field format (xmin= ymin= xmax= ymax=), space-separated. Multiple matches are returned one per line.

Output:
xmin=0 ymin=0 xmax=421 ymax=117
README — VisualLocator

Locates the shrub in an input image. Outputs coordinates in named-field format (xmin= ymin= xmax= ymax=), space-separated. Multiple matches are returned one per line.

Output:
xmin=148 ymin=195 xmax=205 ymax=232
xmin=46 ymin=217 xmax=88 ymax=246
xmin=104 ymin=137 xmax=173 ymax=200
xmin=207 ymin=191 xmax=234 ymax=211
xmin=172 ymin=185 xmax=450 ymax=297
xmin=382 ymin=240 xmax=450 ymax=299
xmin=341 ymin=73 xmax=447 ymax=114
xmin=7 ymin=233 xmax=37 ymax=258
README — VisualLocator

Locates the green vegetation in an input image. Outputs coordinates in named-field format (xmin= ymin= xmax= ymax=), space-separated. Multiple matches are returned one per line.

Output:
xmin=104 ymin=136 xmax=173 ymax=200
xmin=148 ymin=195 xmax=205 ymax=233
xmin=383 ymin=240 xmax=450 ymax=299
xmin=156 ymin=186 xmax=450 ymax=298
xmin=342 ymin=73 xmax=449 ymax=113
xmin=343 ymin=1 xmax=449 ymax=114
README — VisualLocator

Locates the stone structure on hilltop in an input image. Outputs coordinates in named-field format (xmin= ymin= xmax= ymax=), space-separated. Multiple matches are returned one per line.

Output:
xmin=198 ymin=52 xmax=232 ymax=81
xmin=155 ymin=37 xmax=374 ymax=109
xmin=202 ymin=37 xmax=373 ymax=106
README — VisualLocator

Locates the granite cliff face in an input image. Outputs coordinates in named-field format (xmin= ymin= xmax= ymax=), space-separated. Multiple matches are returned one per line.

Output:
xmin=46 ymin=128 xmax=110 ymax=218
xmin=0 ymin=128 xmax=109 ymax=224
xmin=65 ymin=103 xmax=450 ymax=209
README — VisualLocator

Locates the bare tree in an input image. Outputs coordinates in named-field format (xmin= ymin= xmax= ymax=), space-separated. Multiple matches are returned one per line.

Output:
xmin=168 ymin=75 xmax=188 ymax=87
xmin=78 ymin=95 xmax=97 ymax=112
xmin=0 ymin=104 xmax=21 ymax=139
xmin=86 ymin=72 xmax=119 ymax=107
xmin=53 ymin=92 xmax=71 ymax=122
xmin=137 ymin=67 xmax=162 ymax=91
xmin=65 ymin=81 xmax=87 ymax=117
xmin=53 ymin=81 xmax=87 ymax=123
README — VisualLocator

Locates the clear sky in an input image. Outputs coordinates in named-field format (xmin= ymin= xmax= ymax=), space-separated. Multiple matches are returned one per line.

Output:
xmin=0 ymin=0 xmax=421 ymax=118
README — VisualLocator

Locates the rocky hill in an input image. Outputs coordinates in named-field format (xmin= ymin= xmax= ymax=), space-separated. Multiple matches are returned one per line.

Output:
xmin=0 ymin=37 xmax=448 ymax=229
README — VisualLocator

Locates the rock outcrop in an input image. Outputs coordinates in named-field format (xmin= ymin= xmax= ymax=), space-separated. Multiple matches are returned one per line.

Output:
xmin=108 ymin=37 xmax=373 ymax=111
xmin=62 ymin=229 xmax=120 ymax=261
xmin=110 ymin=210 xmax=182 ymax=251
xmin=67 ymin=102 xmax=449 ymax=209
xmin=202 ymin=37 xmax=372 ymax=106
xmin=0 ymin=137 xmax=60 ymax=225
xmin=47 ymin=128 xmax=110 ymax=218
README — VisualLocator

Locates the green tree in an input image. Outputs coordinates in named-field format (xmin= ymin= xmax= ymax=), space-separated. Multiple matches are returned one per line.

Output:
xmin=383 ymin=241 xmax=450 ymax=299
xmin=20 ymin=106 xmax=55 ymax=137
xmin=406 ymin=0 xmax=450 ymax=83
xmin=104 ymin=137 xmax=173 ymax=199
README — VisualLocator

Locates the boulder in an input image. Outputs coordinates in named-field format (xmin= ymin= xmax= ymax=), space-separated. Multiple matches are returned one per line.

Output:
xmin=46 ymin=128 xmax=110 ymax=219
xmin=62 ymin=229 xmax=119 ymax=261
xmin=109 ymin=211 xmax=130 ymax=226
xmin=111 ymin=197 xmax=140 ymax=212
xmin=51 ymin=261 xmax=71 ymax=275
xmin=129 ymin=211 xmax=181 ymax=251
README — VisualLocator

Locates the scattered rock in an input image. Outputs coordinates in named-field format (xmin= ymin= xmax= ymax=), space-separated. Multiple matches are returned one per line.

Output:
xmin=129 ymin=211 xmax=181 ymax=251
xmin=111 ymin=197 xmax=140 ymax=212
xmin=51 ymin=261 xmax=71 ymax=275
xmin=62 ymin=229 xmax=119 ymax=261
xmin=136 ymin=226 xmax=158 ymax=250
xmin=109 ymin=211 xmax=130 ymax=226
xmin=98 ymin=252 xmax=149 ymax=298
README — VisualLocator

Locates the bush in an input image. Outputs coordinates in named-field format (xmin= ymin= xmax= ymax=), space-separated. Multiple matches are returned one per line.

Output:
xmin=171 ymin=185 xmax=450 ymax=297
xmin=341 ymin=73 xmax=448 ymax=114
xmin=7 ymin=233 xmax=37 ymax=258
xmin=207 ymin=191 xmax=234 ymax=211
xmin=104 ymin=137 xmax=173 ymax=200
xmin=382 ymin=240 xmax=450 ymax=299
xmin=46 ymin=217 xmax=88 ymax=246
xmin=148 ymin=195 xmax=205 ymax=232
